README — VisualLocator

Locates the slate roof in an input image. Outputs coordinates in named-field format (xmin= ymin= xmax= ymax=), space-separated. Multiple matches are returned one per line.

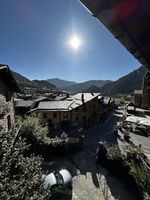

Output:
xmin=0 ymin=64 xmax=20 ymax=92
xmin=126 ymin=116 xmax=150 ymax=127
xmin=34 ymin=96 xmax=52 ymax=102
xmin=30 ymin=93 xmax=101 ymax=112
xmin=15 ymin=100 xmax=34 ymax=108
xmin=38 ymin=101 xmax=72 ymax=111
xmin=134 ymin=90 xmax=143 ymax=94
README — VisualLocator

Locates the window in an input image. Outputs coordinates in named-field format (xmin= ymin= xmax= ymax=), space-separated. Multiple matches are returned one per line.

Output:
xmin=53 ymin=112 xmax=57 ymax=118
xmin=7 ymin=115 xmax=11 ymax=130
xmin=43 ymin=113 xmax=47 ymax=119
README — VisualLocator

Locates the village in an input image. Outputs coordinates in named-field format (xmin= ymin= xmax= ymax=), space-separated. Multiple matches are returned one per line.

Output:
xmin=0 ymin=0 xmax=150 ymax=199
xmin=0 ymin=64 xmax=150 ymax=200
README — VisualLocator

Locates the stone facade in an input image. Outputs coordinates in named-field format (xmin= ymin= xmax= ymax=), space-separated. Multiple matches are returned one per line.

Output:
xmin=134 ymin=90 xmax=143 ymax=107
xmin=0 ymin=65 xmax=19 ymax=130
xmin=142 ymin=72 xmax=150 ymax=109
xmin=0 ymin=78 xmax=15 ymax=130
xmin=134 ymin=72 xmax=150 ymax=109
xmin=32 ymin=94 xmax=101 ymax=130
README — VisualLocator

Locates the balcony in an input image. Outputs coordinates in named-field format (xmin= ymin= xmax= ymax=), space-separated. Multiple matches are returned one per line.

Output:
xmin=0 ymin=102 xmax=10 ymax=118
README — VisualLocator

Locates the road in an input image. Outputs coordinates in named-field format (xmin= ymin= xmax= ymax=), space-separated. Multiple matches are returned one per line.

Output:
xmin=84 ymin=113 xmax=121 ymax=153
xmin=43 ymin=112 xmax=139 ymax=200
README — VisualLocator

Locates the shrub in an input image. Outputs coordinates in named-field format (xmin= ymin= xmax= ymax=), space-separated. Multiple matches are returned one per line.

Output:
xmin=98 ymin=142 xmax=150 ymax=199
xmin=0 ymin=126 xmax=50 ymax=199
xmin=129 ymin=161 xmax=150 ymax=199
xmin=19 ymin=116 xmax=51 ymax=156
xmin=20 ymin=116 xmax=49 ymax=143
xmin=106 ymin=145 xmax=123 ymax=161
xmin=19 ymin=116 xmax=83 ymax=157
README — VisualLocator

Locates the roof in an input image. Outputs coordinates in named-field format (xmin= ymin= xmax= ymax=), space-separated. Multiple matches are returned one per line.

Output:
xmin=79 ymin=0 xmax=150 ymax=71
xmin=127 ymin=102 xmax=135 ymax=107
xmin=55 ymin=95 xmax=67 ymax=101
xmin=15 ymin=100 xmax=34 ymax=108
xmin=134 ymin=90 xmax=143 ymax=94
xmin=73 ymin=93 xmax=101 ymax=102
xmin=38 ymin=101 xmax=72 ymax=111
xmin=126 ymin=116 xmax=150 ymax=127
xmin=34 ymin=96 xmax=52 ymax=102
xmin=103 ymin=97 xmax=111 ymax=105
xmin=30 ymin=93 xmax=101 ymax=112
xmin=0 ymin=64 xmax=20 ymax=92
xmin=68 ymin=93 xmax=101 ymax=110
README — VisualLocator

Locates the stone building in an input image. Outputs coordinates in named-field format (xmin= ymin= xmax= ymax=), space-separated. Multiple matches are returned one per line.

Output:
xmin=30 ymin=93 xmax=101 ymax=130
xmin=141 ymin=72 xmax=150 ymax=109
xmin=134 ymin=90 xmax=143 ymax=108
xmin=134 ymin=72 xmax=150 ymax=109
xmin=0 ymin=65 xmax=20 ymax=130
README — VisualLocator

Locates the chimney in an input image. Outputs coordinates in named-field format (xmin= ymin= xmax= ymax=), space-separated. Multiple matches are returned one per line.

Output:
xmin=81 ymin=93 xmax=84 ymax=103
xmin=91 ymin=92 xmax=94 ymax=96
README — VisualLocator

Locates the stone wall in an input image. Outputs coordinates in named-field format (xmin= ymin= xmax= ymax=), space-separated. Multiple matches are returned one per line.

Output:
xmin=142 ymin=72 xmax=150 ymax=109
xmin=0 ymin=78 xmax=15 ymax=130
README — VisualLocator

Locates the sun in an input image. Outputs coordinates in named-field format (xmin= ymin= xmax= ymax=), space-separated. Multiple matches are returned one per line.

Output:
xmin=69 ymin=36 xmax=81 ymax=50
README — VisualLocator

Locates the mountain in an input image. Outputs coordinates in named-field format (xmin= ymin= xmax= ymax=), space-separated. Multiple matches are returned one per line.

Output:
xmin=12 ymin=71 xmax=30 ymax=83
xmin=84 ymin=66 xmax=147 ymax=95
xmin=47 ymin=78 xmax=76 ymax=88
xmin=60 ymin=80 xmax=112 ymax=93
xmin=12 ymin=71 xmax=57 ymax=94
xmin=12 ymin=65 xmax=146 ymax=95
xmin=83 ymin=85 xmax=102 ymax=93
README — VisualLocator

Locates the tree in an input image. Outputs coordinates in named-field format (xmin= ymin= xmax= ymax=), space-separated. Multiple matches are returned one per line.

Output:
xmin=0 ymin=126 xmax=50 ymax=199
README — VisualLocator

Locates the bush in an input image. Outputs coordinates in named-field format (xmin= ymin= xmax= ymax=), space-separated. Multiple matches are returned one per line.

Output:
xmin=19 ymin=116 xmax=51 ymax=156
xmin=19 ymin=116 xmax=83 ymax=157
xmin=97 ymin=142 xmax=150 ymax=199
xmin=106 ymin=145 xmax=123 ymax=161
xmin=20 ymin=116 xmax=49 ymax=143
xmin=129 ymin=161 xmax=150 ymax=199
xmin=0 ymin=126 xmax=50 ymax=199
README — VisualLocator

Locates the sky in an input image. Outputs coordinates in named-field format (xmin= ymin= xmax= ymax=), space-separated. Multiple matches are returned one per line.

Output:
xmin=0 ymin=0 xmax=140 ymax=82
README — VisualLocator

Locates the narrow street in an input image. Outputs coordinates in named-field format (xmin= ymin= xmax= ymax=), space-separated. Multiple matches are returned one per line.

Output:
xmin=84 ymin=113 xmax=121 ymax=153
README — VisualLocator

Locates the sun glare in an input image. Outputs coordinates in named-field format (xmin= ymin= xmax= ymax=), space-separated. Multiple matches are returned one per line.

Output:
xmin=69 ymin=36 xmax=80 ymax=50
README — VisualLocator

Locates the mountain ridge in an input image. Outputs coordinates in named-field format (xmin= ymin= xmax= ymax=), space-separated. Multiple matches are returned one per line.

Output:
xmin=12 ymin=71 xmax=57 ymax=94
xmin=60 ymin=80 xmax=112 ymax=93
xmin=47 ymin=78 xmax=76 ymax=88
xmin=84 ymin=66 xmax=147 ymax=95
xmin=12 ymin=66 xmax=146 ymax=95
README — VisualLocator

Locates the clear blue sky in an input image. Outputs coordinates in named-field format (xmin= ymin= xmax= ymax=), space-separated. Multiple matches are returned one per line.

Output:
xmin=0 ymin=0 xmax=140 ymax=82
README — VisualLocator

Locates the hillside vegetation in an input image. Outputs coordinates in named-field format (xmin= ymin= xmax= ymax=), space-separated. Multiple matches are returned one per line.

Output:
xmin=12 ymin=71 xmax=57 ymax=94
xmin=84 ymin=66 xmax=147 ymax=95
xmin=60 ymin=80 xmax=112 ymax=93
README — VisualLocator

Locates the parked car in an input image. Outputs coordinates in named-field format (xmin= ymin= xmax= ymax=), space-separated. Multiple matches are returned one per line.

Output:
xmin=43 ymin=169 xmax=72 ymax=198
